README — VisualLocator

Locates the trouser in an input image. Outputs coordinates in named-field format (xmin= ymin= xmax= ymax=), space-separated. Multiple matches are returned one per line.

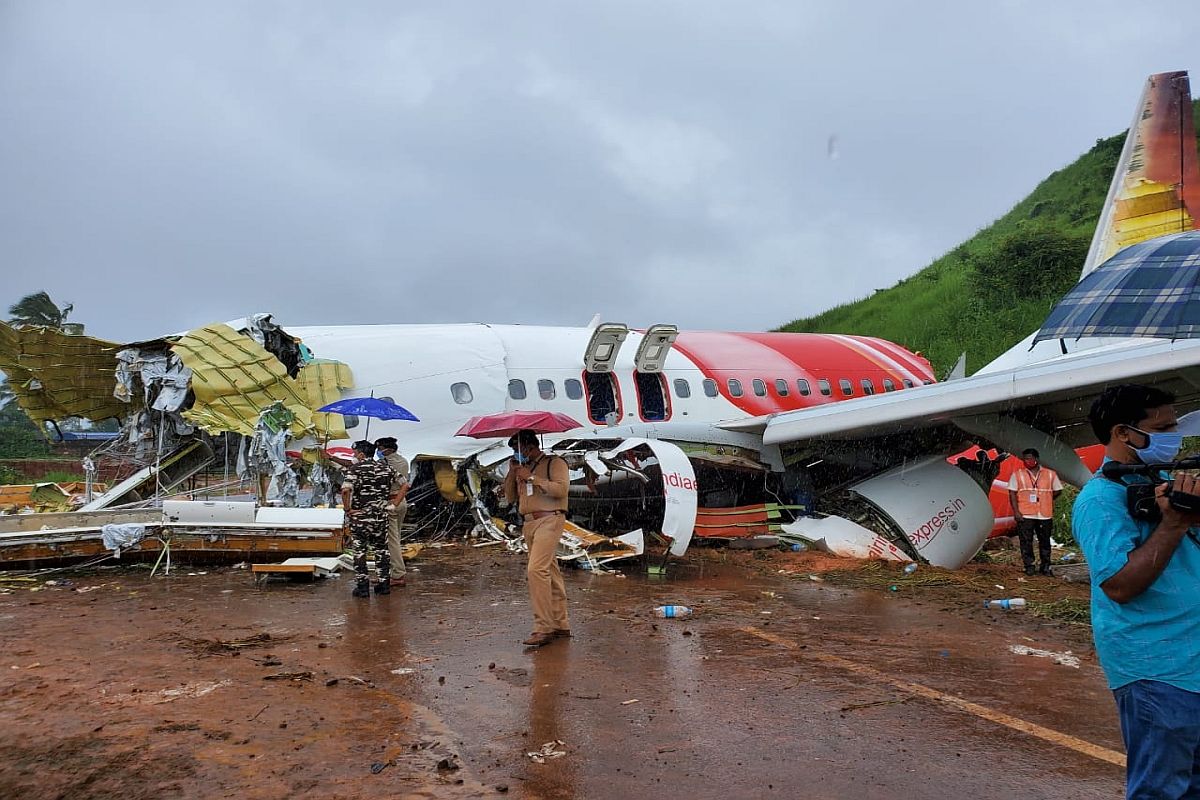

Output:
xmin=524 ymin=513 xmax=570 ymax=635
xmin=387 ymin=503 xmax=408 ymax=577
xmin=351 ymin=515 xmax=390 ymax=584
xmin=1114 ymin=680 xmax=1200 ymax=799
xmin=1017 ymin=518 xmax=1053 ymax=570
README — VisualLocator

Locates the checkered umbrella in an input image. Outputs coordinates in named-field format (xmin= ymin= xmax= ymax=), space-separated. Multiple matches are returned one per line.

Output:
xmin=1034 ymin=230 xmax=1200 ymax=343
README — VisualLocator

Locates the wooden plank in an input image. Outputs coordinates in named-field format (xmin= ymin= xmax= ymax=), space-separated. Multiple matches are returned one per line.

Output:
xmin=251 ymin=564 xmax=317 ymax=574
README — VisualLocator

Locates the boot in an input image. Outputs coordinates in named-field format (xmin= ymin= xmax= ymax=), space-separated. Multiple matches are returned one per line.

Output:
xmin=374 ymin=581 xmax=391 ymax=595
xmin=1039 ymin=564 xmax=1054 ymax=577
xmin=351 ymin=580 xmax=371 ymax=598
xmin=1023 ymin=565 xmax=1036 ymax=576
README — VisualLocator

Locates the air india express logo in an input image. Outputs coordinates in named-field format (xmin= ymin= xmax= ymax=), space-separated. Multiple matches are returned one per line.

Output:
xmin=663 ymin=472 xmax=698 ymax=491
xmin=909 ymin=498 xmax=966 ymax=545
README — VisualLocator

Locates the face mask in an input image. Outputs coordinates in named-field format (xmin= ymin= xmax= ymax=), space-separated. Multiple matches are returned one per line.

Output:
xmin=1128 ymin=427 xmax=1184 ymax=464
xmin=512 ymin=450 xmax=528 ymax=465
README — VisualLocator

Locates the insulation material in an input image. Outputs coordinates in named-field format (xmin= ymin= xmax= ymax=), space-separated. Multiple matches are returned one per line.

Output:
xmin=170 ymin=324 xmax=315 ymax=436
xmin=296 ymin=359 xmax=355 ymax=440
xmin=0 ymin=321 xmax=127 ymax=423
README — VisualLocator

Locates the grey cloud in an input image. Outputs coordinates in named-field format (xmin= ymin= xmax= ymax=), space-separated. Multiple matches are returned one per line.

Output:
xmin=1 ymin=1 xmax=1196 ymax=342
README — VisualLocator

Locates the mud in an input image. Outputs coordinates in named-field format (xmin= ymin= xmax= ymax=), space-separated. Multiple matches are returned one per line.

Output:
xmin=0 ymin=547 xmax=1122 ymax=799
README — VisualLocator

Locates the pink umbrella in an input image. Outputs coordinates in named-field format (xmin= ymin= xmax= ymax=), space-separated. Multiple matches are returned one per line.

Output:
xmin=455 ymin=410 xmax=584 ymax=439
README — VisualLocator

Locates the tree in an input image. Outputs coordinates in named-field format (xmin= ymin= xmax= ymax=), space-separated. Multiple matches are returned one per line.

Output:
xmin=7 ymin=291 xmax=80 ymax=333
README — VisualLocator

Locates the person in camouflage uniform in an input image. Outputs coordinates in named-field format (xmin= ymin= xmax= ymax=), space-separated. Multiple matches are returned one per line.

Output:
xmin=340 ymin=440 xmax=395 ymax=597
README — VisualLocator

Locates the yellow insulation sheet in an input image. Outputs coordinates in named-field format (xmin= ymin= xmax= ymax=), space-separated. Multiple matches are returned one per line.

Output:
xmin=171 ymin=324 xmax=353 ymax=437
xmin=0 ymin=321 xmax=127 ymax=423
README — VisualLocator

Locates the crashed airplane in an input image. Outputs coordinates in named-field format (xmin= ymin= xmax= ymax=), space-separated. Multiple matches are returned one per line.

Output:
xmin=2 ymin=71 xmax=1199 ymax=570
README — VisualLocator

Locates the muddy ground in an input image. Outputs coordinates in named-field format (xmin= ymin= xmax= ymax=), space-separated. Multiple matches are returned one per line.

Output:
xmin=0 ymin=543 xmax=1121 ymax=799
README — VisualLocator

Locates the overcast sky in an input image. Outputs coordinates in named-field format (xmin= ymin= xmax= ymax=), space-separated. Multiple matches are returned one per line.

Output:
xmin=1 ymin=1 xmax=1196 ymax=343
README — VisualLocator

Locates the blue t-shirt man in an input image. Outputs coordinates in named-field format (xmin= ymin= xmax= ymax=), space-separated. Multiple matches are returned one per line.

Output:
xmin=1071 ymin=384 xmax=1200 ymax=799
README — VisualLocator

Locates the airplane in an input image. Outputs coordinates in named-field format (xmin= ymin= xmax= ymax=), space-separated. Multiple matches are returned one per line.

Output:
xmin=1 ymin=71 xmax=1197 ymax=570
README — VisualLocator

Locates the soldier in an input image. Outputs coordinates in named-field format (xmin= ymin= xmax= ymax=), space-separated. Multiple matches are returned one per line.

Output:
xmin=340 ymin=439 xmax=395 ymax=597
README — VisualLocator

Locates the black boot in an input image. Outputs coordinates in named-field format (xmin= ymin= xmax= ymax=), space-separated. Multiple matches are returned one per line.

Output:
xmin=1024 ymin=565 xmax=1036 ymax=576
xmin=1039 ymin=564 xmax=1054 ymax=577
xmin=352 ymin=580 xmax=371 ymax=598
xmin=374 ymin=581 xmax=391 ymax=595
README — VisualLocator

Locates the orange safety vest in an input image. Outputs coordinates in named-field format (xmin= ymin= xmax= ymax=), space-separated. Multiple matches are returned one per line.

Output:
xmin=1012 ymin=467 xmax=1057 ymax=519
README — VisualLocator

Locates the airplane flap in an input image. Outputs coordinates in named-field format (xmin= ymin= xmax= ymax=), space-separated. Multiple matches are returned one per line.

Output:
xmin=715 ymin=415 xmax=771 ymax=434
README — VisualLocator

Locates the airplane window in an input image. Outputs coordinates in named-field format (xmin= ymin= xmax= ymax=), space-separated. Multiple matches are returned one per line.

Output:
xmin=538 ymin=379 xmax=556 ymax=400
xmin=343 ymin=414 xmax=360 ymax=429
xmin=922 ymin=379 xmax=934 ymax=386
xmin=838 ymin=379 xmax=853 ymax=396
xmin=673 ymin=378 xmax=691 ymax=398
xmin=883 ymin=379 xmax=896 ymax=392
xmin=564 ymin=378 xmax=583 ymax=400
xmin=902 ymin=379 xmax=914 ymax=388
xmin=752 ymin=378 xmax=767 ymax=397
xmin=774 ymin=379 xmax=789 ymax=396
xmin=818 ymin=379 xmax=832 ymax=396
xmin=797 ymin=379 xmax=811 ymax=396
xmin=861 ymin=379 xmax=875 ymax=395
xmin=508 ymin=379 xmax=527 ymax=400
xmin=728 ymin=379 xmax=743 ymax=397
xmin=378 ymin=396 xmax=394 ymax=404
xmin=703 ymin=378 xmax=718 ymax=398
xmin=451 ymin=382 xmax=473 ymax=404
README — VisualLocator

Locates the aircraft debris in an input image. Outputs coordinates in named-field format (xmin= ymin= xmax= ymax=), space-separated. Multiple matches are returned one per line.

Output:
xmin=527 ymin=740 xmax=567 ymax=763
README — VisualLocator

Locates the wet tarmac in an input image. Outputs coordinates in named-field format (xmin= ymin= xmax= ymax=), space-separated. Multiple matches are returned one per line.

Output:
xmin=0 ymin=546 xmax=1124 ymax=799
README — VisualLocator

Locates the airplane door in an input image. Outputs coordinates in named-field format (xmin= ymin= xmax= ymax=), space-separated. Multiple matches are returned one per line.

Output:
xmin=582 ymin=323 xmax=629 ymax=373
xmin=582 ymin=323 xmax=628 ymax=425
xmin=632 ymin=324 xmax=677 ymax=422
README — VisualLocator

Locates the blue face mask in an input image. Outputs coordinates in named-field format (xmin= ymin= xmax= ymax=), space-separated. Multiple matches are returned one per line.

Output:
xmin=1128 ymin=427 xmax=1184 ymax=464
xmin=512 ymin=450 xmax=528 ymax=465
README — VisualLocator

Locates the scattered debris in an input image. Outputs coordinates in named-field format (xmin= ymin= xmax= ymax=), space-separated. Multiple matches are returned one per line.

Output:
xmin=1008 ymin=644 xmax=1081 ymax=668
xmin=621 ymin=699 xmax=640 ymax=705
xmin=527 ymin=740 xmax=567 ymax=763
xmin=262 ymin=671 xmax=314 ymax=682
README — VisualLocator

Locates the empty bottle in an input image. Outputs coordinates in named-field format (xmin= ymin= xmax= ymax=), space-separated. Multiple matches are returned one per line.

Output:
xmin=983 ymin=598 xmax=1027 ymax=610
xmin=654 ymin=605 xmax=692 ymax=618
xmin=903 ymin=563 xmax=919 ymax=574
xmin=790 ymin=543 xmax=807 ymax=552
xmin=1060 ymin=552 xmax=1078 ymax=563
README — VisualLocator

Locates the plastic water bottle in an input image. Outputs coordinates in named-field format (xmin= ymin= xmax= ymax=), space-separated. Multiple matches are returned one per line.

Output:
xmin=983 ymin=598 xmax=1027 ymax=610
xmin=654 ymin=605 xmax=692 ymax=618
xmin=903 ymin=563 xmax=919 ymax=574
xmin=1060 ymin=552 xmax=1078 ymax=563
xmin=790 ymin=543 xmax=806 ymax=552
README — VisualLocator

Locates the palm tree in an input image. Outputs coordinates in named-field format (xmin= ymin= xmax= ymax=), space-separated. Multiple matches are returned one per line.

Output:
xmin=7 ymin=291 xmax=80 ymax=332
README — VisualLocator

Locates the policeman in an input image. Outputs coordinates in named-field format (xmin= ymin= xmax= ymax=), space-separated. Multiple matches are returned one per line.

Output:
xmin=374 ymin=436 xmax=410 ymax=587
xmin=340 ymin=439 xmax=395 ymax=597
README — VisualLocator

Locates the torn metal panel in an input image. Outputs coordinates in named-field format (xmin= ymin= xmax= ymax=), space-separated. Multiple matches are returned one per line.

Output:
xmin=0 ymin=321 xmax=127 ymax=423
xmin=170 ymin=323 xmax=314 ymax=436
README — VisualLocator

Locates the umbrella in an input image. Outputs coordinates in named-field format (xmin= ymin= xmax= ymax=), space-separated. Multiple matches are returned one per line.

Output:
xmin=455 ymin=410 xmax=583 ymax=439
xmin=1034 ymin=230 xmax=1200 ymax=343
xmin=317 ymin=396 xmax=419 ymax=438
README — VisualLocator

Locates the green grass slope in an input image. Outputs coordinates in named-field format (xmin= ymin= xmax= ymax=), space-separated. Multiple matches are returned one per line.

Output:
xmin=780 ymin=99 xmax=1200 ymax=376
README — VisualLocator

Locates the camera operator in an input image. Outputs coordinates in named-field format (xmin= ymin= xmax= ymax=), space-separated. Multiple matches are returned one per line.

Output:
xmin=1074 ymin=384 xmax=1200 ymax=798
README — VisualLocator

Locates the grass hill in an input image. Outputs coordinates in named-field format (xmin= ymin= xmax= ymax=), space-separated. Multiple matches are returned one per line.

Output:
xmin=780 ymin=99 xmax=1200 ymax=376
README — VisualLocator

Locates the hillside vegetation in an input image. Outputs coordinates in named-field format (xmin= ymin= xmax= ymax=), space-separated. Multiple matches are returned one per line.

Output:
xmin=780 ymin=99 xmax=1200 ymax=375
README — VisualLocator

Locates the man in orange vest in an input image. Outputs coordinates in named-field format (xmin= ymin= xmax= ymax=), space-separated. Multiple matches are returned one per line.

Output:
xmin=1008 ymin=447 xmax=1063 ymax=576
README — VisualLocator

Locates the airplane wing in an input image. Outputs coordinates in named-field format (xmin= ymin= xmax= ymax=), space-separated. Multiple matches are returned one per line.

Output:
xmin=746 ymin=337 xmax=1200 ymax=484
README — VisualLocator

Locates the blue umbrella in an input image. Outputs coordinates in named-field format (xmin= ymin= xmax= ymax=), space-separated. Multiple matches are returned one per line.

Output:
xmin=1035 ymin=230 xmax=1200 ymax=343
xmin=317 ymin=397 xmax=419 ymax=438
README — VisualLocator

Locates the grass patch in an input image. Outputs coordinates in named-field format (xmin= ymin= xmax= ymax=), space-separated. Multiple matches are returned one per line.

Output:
xmin=1029 ymin=597 xmax=1091 ymax=626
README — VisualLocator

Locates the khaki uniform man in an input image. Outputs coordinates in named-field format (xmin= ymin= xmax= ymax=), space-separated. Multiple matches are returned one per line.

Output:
xmin=503 ymin=429 xmax=570 ymax=648
xmin=375 ymin=437 xmax=410 ymax=587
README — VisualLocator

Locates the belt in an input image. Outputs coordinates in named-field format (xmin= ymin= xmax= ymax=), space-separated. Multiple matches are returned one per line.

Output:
xmin=524 ymin=510 xmax=564 ymax=521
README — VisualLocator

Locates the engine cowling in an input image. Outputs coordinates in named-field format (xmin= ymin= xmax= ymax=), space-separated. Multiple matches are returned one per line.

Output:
xmin=850 ymin=456 xmax=995 ymax=568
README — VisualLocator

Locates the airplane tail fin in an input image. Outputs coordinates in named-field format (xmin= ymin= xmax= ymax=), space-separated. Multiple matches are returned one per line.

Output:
xmin=1081 ymin=71 xmax=1200 ymax=277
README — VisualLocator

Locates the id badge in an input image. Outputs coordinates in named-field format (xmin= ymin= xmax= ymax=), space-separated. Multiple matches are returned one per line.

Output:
xmin=525 ymin=481 xmax=534 ymax=497
xmin=1028 ymin=492 xmax=1038 ymax=504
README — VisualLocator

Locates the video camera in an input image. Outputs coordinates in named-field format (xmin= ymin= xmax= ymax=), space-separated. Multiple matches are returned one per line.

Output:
xmin=1101 ymin=457 xmax=1200 ymax=522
